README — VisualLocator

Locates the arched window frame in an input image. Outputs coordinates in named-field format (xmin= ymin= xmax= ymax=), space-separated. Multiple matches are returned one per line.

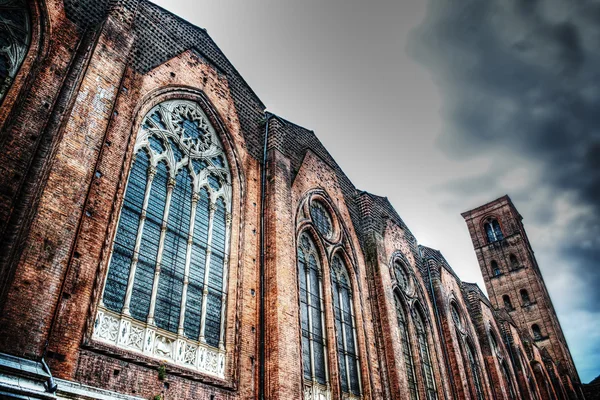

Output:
xmin=413 ymin=305 xmax=438 ymax=400
xmin=532 ymin=324 xmax=543 ymax=341
xmin=509 ymin=254 xmax=520 ymax=270
xmin=491 ymin=260 xmax=501 ymax=277
xmin=92 ymin=99 xmax=233 ymax=379
xmin=520 ymin=289 xmax=531 ymax=306
xmin=297 ymin=192 xmax=364 ymax=400
xmin=330 ymin=252 xmax=362 ymax=397
xmin=502 ymin=295 xmax=513 ymax=311
xmin=394 ymin=292 xmax=419 ymax=400
xmin=483 ymin=217 xmax=504 ymax=243
xmin=464 ymin=339 xmax=485 ymax=400
xmin=297 ymin=231 xmax=330 ymax=395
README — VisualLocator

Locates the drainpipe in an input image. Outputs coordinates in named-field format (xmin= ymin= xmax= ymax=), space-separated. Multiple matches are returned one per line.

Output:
xmin=259 ymin=112 xmax=273 ymax=400
xmin=426 ymin=257 xmax=458 ymax=400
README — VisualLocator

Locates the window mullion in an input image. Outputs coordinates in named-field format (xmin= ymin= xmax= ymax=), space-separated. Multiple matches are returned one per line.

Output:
xmin=198 ymin=202 xmax=216 ymax=342
xmin=122 ymin=165 xmax=156 ymax=315
xmin=218 ymin=211 xmax=232 ymax=350
xmin=177 ymin=192 xmax=199 ymax=335
xmin=146 ymin=176 xmax=176 ymax=325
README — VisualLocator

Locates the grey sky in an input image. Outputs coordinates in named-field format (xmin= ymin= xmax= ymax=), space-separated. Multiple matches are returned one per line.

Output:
xmin=153 ymin=0 xmax=599 ymax=383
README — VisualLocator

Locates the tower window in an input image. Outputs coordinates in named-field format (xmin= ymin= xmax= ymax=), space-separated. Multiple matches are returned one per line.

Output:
xmin=503 ymin=295 xmax=513 ymax=310
xmin=532 ymin=324 xmax=543 ymax=341
xmin=510 ymin=254 xmax=520 ymax=270
xmin=491 ymin=261 xmax=501 ymax=276
xmin=520 ymin=289 xmax=531 ymax=305
xmin=484 ymin=218 xmax=504 ymax=243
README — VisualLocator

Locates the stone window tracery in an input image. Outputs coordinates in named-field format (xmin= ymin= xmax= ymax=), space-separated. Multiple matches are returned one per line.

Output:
xmin=94 ymin=99 xmax=231 ymax=378
xmin=450 ymin=302 xmax=462 ymax=329
xmin=0 ymin=0 xmax=30 ymax=102
xmin=331 ymin=254 xmax=361 ymax=397
xmin=310 ymin=201 xmax=333 ymax=239
xmin=465 ymin=340 xmax=485 ymax=400
xmin=298 ymin=232 xmax=329 ymax=396
xmin=394 ymin=260 xmax=410 ymax=291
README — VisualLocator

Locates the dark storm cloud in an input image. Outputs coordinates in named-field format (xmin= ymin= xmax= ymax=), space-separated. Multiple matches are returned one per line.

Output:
xmin=410 ymin=0 xmax=600 ymax=381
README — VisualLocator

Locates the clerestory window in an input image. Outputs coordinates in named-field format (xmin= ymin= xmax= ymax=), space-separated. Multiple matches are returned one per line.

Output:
xmin=0 ymin=0 xmax=30 ymax=102
xmin=331 ymin=255 xmax=361 ymax=397
xmin=95 ymin=100 xmax=231 ymax=378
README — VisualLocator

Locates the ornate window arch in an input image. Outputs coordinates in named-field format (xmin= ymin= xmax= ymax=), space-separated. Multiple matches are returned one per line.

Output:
xmin=0 ymin=0 xmax=30 ymax=102
xmin=94 ymin=99 xmax=232 ymax=378
xmin=394 ymin=293 xmax=418 ymax=400
xmin=330 ymin=253 xmax=361 ymax=397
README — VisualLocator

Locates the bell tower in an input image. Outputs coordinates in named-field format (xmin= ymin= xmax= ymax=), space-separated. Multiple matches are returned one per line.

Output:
xmin=462 ymin=195 xmax=581 ymax=395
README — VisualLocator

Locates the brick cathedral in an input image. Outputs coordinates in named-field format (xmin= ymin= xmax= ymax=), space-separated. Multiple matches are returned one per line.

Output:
xmin=0 ymin=0 xmax=585 ymax=399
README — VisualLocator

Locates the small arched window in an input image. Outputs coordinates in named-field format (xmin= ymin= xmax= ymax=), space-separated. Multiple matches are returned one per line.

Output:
xmin=465 ymin=341 xmax=485 ymax=400
xmin=521 ymin=289 xmax=531 ymax=305
xmin=491 ymin=261 xmax=501 ymax=276
xmin=414 ymin=308 xmax=438 ymax=399
xmin=510 ymin=254 xmax=520 ymax=270
xmin=484 ymin=218 xmax=504 ymax=243
xmin=532 ymin=324 xmax=543 ymax=340
xmin=0 ymin=0 xmax=30 ymax=102
xmin=298 ymin=233 xmax=328 ymax=388
xmin=394 ymin=294 xmax=418 ymax=400
xmin=96 ymin=100 xmax=231 ymax=377
xmin=331 ymin=255 xmax=361 ymax=396
xmin=503 ymin=295 xmax=513 ymax=310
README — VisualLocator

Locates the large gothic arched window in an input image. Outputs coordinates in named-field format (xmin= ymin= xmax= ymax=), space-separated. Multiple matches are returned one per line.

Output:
xmin=0 ymin=0 xmax=30 ymax=102
xmin=331 ymin=254 xmax=361 ymax=397
xmin=465 ymin=341 xmax=485 ymax=400
xmin=394 ymin=294 xmax=418 ymax=400
xmin=414 ymin=308 xmax=437 ymax=400
xmin=94 ymin=100 xmax=231 ymax=378
xmin=298 ymin=232 xmax=329 ymax=392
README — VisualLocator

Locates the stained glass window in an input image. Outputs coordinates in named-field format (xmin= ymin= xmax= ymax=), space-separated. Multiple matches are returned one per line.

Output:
xmin=310 ymin=201 xmax=333 ymax=239
xmin=395 ymin=295 xmax=418 ymax=400
xmin=298 ymin=233 xmax=328 ymax=386
xmin=101 ymin=99 xmax=231 ymax=350
xmin=414 ymin=309 xmax=437 ymax=400
xmin=0 ymin=0 xmax=30 ymax=102
xmin=331 ymin=255 xmax=361 ymax=396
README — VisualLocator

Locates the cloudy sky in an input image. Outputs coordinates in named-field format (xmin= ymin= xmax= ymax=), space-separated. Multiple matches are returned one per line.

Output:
xmin=153 ymin=0 xmax=599 ymax=382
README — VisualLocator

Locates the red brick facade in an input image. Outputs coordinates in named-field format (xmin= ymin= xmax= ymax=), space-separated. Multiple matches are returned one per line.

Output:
xmin=0 ymin=1 xmax=584 ymax=399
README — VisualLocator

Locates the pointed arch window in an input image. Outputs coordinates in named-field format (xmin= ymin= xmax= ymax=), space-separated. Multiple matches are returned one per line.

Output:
xmin=491 ymin=261 xmax=501 ymax=276
xmin=501 ymin=361 xmax=517 ymax=399
xmin=0 ymin=0 xmax=31 ymax=102
xmin=394 ymin=260 xmax=409 ymax=291
xmin=509 ymin=254 xmax=520 ymax=270
xmin=465 ymin=341 xmax=485 ymax=400
xmin=298 ymin=233 xmax=329 ymax=389
xmin=484 ymin=218 xmax=504 ymax=243
xmin=95 ymin=100 xmax=231 ymax=378
xmin=394 ymin=294 xmax=418 ymax=400
xmin=532 ymin=324 xmax=543 ymax=341
xmin=450 ymin=303 xmax=462 ymax=329
xmin=414 ymin=309 xmax=437 ymax=400
xmin=331 ymin=255 xmax=361 ymax=396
